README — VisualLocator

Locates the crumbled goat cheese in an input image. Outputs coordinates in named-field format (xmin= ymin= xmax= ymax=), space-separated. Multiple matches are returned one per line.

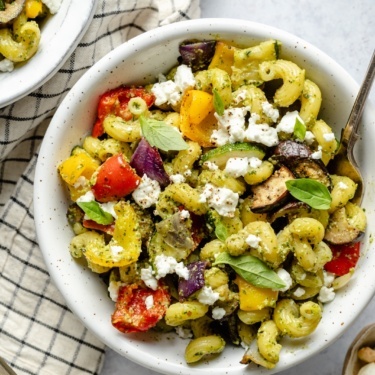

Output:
xmin=293 ymin=287 xmax=306 ymax=297
xmin=132 ymin=174 xmax=161 ymax=208
xmin=76 ymin=190 xmax=96 ymax=203
xmin=212 ymin=306 xmax=226 ymax=320
xmin=203 ymin=161 xmax=219 ymax=171
xmin=100 ymin=201 xmax=118 ymax=219
xmin=108 ymin=280 xmax=124 ymax=302
xmin=276 ymin=269 xmax=293 ymax=292
xmin=154 ymin=255 xmax=189 ymax=280
xmin=199 ymin=183 xmax=239 ymax=217
xmin=233 ymin=89 xmax=248 ymax=104
xmin=197 ymin=286 xmax=220 ymax=305
xmin=73 ymin=175 xmax=87 ymax=189
xmin=318 ymin=286 xmax=335 ymax=303
xmin=145 ymin=295 xmax=154 ymax=310
xmin=224 ymin=157 xmax=250 ymax=178
xmin=248 ymin=157 xmax=263 ymax=169
xmin=0 ymin=58 xmax=14 ymax=73
xmin=245 ymin=123 xmax=279 ymax=147
xmin=140 ymin=266 xmax=158 ymax=290
xmin=170 ymin=174 xmax=186 ymax=184
xmin=311 ymin=145 xmax=323 ymax=159
xmin=175 ymin=326 xmax=193 ymax=339
xmin=211 ymin=107 xmax=248 ymax=146
xmin=337 ymin=181 xmax=349 ymax=190
xmin=245 ymin=234 xmax=261 ymax=249
xmin=304 ymin=130 xmax=315 ymax=145
xmin=276 ymin=111 xmax=304 ymax=134
xmin=110 ymin=245 xmax=124 ymax=262
xmin=323 ymin=132 xmax=336 ymax=142
xmin=323 ymin=270 xmax=335 ymax=287
xmin=261 ymin=101 xmax=279 ymax=123
xmin=42 ymin=0 xmax=63 ymax=14
xmin=151 ymin=64 xmax=195 ymax=106
xmin=180 ymin=210 xmax=190 ymax=220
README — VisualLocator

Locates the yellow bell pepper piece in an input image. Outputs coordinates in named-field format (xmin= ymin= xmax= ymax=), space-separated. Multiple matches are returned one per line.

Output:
xmin=208 ymin=41 xmax=235 ymax=75
xmin=25 ymin=0 xmax=43 ymax=18
xmin=58 ymin=152 xmax=99 ymax=186
xmin=180 ymin=90 xmax=217 ymax=147
xmin=235 ymin=275 xmax=278 ymax=311
xmin=84 ymin=201 xmax=142 ymax=268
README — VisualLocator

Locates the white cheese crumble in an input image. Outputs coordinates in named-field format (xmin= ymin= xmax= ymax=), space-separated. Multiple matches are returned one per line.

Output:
xmin=145 ymin=295 xmax=154 ymax=310
xmin=154 ymin=255 xmax=189 ymax=280
xmin=202 ymin=161 xmax=219 ymax=171
xmin=73 ymin=175 xmax=87 ymax=189
xmin=293 ymin=287 xmax=306 ymax=297
xmin=110 ymin=245 xmax=124 ymax=262
xmin=175 ymin=326 xmax=193 ymax=339
xmin=132 ymin=174 xmax=161 ymax=208
xmin=337 ymin=181 xmax=349 ymax=190
xmin=179 ymin=209 xmax=190 ymax=220
xmin=76 ymin=190 xmax=118 ymax=219
xmin=318 ymin=286 xmax=335 ymax=303
xmin=197 ymin=286 xmax=220 ymax=305
xmin=276 ymin=268 xmax=293 ymax=292
xmin=140 ymin=266 xmax=158 ymax=290
xmin=261 ymin=101 xmax=279 ymax=123
xmin=323 ymin=270 xmax=335 ymax=287
xmin=211 ymin=107 xmax=248 ymax=146
xmin=108 ymin=280 xmax=124 ymax=302
xmin=311 ymin=145 xmax=323 ymax=159
xmin=0 ymin=58 xmax=14 ymax=73
xmin=42 ymin=0 xmax=63 ymax=14
xmin=170 ymin=173 xmax=186 ymax=184
xmin=323 ymin=132 xmax=336 ymax=141
xmin=245 ymin=234 xmax=261 ymax=249
xmin=151 ymin=64 xmax=195 ymax=106
xmin=304 ymin=130 xmax=315 ymax=145
xmin=224 ymin=157 xmax=263 ymax=178
xmin=276 ymin=111 xmax=304 ymax=134
xmin=199 ymin=183 xmax=239 ymax=217
xmin=245 ymin=123 xmax=279 ymax=147
xmin=212 ymin=306 xmax=226 ymax=320
xmin=76 ymin=190 xmax=96 ymax=203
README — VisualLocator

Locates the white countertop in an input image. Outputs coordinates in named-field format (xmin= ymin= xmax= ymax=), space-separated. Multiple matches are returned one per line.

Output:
xmin=101 ymin=1 xmax=375 ymax=374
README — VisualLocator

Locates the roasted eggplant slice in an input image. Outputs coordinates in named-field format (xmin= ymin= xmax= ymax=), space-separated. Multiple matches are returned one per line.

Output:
xmin=0 ymin=0 xmax=25 ymax=24
xmin=273 ymin=140 xmax=312 ymax=162
xmin=324 ymin=202 xmax=366 ymax=245
xmin=250 ymin=165 xmax=295 ymax=213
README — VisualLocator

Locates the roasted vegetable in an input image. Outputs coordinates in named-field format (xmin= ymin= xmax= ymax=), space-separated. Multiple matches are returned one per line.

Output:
xmin=0 ymin=0 xmax=25 ymax=24
xmin=178 ymin=261 xmax=207 ymax=300
xmin=250 ymin=165 xmax=295 ymax=213
xmin=324 ymin=242 xmax=360 ymax=276
xmin=179 ymin=39 xmax=216 ymax=72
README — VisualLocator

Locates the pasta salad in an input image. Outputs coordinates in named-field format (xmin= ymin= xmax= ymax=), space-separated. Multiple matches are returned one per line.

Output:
xmin=58 ymin=38 xmax=367 ymax=369
xmin=0 ymin=0 xmax=62 ymax=72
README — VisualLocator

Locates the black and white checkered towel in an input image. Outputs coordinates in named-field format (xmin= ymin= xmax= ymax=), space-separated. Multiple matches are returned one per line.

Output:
xmin=0 ymin=1 xmax=200 ymax=374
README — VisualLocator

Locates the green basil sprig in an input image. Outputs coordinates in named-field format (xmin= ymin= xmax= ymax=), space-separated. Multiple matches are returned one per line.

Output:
xmin=285 ymin=178 xmax=332 ymax=210
xmin=77 ymin=201 xmax=114 ymax=225
xmin=213 ymin=88 xmax=225 ymax=116
xmin=213 ymin=253 xmax=286 ymax=290
xmin=139 ymin=115 xmax=188 ymax=152
xmin=293 ymin=117 xmax=306 ymax=141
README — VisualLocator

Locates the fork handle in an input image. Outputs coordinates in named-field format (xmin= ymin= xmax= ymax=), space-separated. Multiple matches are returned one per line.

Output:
xmin=341 ymin=49 xmax=375 ymax=150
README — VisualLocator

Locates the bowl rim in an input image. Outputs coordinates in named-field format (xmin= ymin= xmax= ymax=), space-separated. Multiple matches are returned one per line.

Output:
xmin=34 ymin=17 xmax=375 ymax=375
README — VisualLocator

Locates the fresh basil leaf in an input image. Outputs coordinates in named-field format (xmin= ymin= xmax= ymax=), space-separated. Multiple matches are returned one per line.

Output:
xmin=140 ymin=115 xmax=188 ymax=152
xmin=294 ymin=117 xmax=306 ymax=140
xmin=77 ymin=201 xmax=114 ymax=225
xmin=213 ymin=88 xmax=225 ymax=116
xmin=0 ymin=0 xmax=5 ymax=11
xmin=285 ymin=178 xmax=332 ymax=210
xmin=214 ymin=219 xmax=228 ymax=241
xmin=213 ymin=253 xmax=286 ymax=290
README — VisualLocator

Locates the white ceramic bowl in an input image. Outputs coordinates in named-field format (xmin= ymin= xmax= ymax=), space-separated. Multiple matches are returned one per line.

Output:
xmin=34 ymin=18 xmax=375 ymax=375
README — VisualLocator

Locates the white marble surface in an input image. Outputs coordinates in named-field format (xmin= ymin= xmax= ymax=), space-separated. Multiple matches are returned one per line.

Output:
xmin=101 ymin=1 xmax=375 ymax=374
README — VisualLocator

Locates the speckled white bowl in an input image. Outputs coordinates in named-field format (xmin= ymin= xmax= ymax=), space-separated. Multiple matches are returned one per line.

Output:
xmin=34 ymin=18 xmax=375 ymax=375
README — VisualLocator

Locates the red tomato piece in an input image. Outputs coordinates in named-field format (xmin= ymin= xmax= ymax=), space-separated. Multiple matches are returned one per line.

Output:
xmin=112 ymin=283 xmax=171 ymax=333
xmin=82 ymin=219 xmax=115 ymax=235
xmin=92 ymin=86 xmax=155 ymax=137
xmin=324 ymin=242 xmax=361 ymax=276
xmin=91 ymin=154 xmax=141 ymax=202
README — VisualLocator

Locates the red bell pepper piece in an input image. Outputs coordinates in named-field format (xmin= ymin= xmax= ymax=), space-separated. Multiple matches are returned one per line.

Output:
xmin=112 ymin=283 xmax=170 ymax=333
xmin=324 ymin=242 xmax=361 ymax=276
xmin=91 ymin=153 xmax=141 ymax=202
xmin=92 ymin=86 xmax=155 ymax=138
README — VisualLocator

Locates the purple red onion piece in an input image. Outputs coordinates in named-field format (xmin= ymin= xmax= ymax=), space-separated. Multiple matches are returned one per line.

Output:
xmin=179 ymin=40 xmax=216 ymax=72
xmin=178 ymin=261 xmax=208 ymax=300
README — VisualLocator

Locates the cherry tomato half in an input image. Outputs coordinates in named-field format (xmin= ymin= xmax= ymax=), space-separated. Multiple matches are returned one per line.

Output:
xmin=324 ymin=242 xmax=361 ymax=276
xmin=112 ymin=283 xmax=170 ymax=333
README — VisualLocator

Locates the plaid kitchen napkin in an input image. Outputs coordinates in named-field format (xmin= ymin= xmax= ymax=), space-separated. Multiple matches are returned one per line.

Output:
xmin=0 ymin=1 xmax=200 ymax=374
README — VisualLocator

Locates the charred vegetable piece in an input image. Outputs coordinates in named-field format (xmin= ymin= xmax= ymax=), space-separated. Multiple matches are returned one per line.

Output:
xmin=211 ymin=314 xmax=241 ymax=346
xmin=112 ymin=283 xmax=170 ymax=333
xmin=324 ymin=242 xmax=360 ymax=276
xmin=0 ymin=0 xmax=25 ymax=24
xmin=178 ymin=261 xmax=207 ymax=300
xmin=290 ymin=158 xmax=331 ymax=189
xmin=269 ymin=201 xmax=312 ymax=223
xmin=273 ymin=140 xmax=311 ymax=162
xmin=179 ymin=39 xmax=216 ymax=72
xmin=130 ymin=138 xmax=170 ymax=188
xmin=251 ymin=165 xmax=295 ymax=213
xmin=324 ymin=202 xmax=366 ymax=245
xmin=200 ymin=142 xmax=266 ymax=169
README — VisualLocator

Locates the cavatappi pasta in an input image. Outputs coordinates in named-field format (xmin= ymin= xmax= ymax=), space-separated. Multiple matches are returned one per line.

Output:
xmin=58 ymin=38 xmax=367 ymax=369
xmin=0 ymin=0 xmax=62 ymax=72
